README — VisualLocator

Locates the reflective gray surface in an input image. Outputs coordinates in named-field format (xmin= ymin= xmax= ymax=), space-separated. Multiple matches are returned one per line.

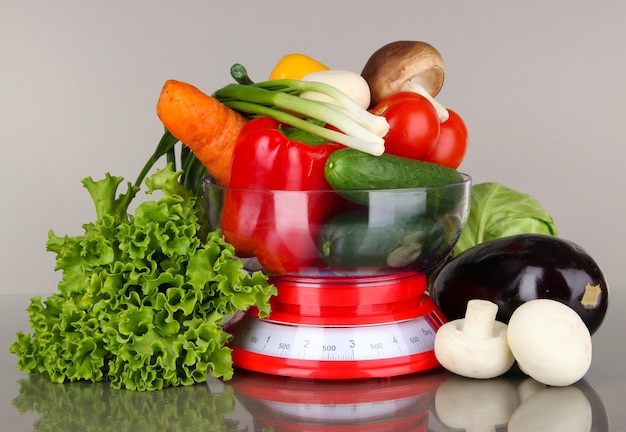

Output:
xmin=3 ymin=290 xmax=624 ymax=431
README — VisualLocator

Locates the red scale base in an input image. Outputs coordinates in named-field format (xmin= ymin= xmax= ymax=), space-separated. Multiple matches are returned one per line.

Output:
xmin=224 ymin=271 xmax=448 ymax=379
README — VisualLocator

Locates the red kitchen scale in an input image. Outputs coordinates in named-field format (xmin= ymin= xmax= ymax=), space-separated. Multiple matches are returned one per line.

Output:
xmin=204 ymin=174 xmax=471 ymax=380
xmin=223 ymin=271 xmax=447 ymax=379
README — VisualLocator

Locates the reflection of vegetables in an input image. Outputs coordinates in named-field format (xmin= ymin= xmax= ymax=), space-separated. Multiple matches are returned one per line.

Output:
xmin=9 ymin=165 xmax=275 ymax=390
xmin=269 ymin=53 xmax=329 ymax=80
xmin=155 ymin=79 xmax=248 ymax=186
xmin=370 ymin=91 xmax=440 ymax=160
xmin=220 ymin=117 xmax=342 ymax=274
xmin=12 ymin=374 xmax=244 ymax=431
xmin=508 ymin=380 xmax=593 ymax=431
xmin=454 ymin=182 xmax=558 ymax=255
xmin=431 ymin=234 xmax=609 ymax=335
xmin=435 ymin=376 xmax=519 ymax=430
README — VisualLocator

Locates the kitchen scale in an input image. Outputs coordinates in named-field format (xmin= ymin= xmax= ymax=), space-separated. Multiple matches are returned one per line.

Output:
xmin=204 ymin=173 xmax=471 ymax=380
xmin=223 ymin=271 xmax=447 ymax=379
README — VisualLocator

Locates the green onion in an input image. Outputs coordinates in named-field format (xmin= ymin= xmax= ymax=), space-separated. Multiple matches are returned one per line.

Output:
xmin=213 ymin=75 xmax=389 ymax=156
xmin=224 ymin=100 xmax=384 ymax=155
xmin=258 ymin=79 xmax=389 ymax=136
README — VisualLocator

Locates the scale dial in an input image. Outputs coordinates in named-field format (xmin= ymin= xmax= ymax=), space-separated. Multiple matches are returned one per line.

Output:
xmin=231 ymin=313 xmax=437 ymax=361
xmin=225 ymin=299 xmax=445 ymax=379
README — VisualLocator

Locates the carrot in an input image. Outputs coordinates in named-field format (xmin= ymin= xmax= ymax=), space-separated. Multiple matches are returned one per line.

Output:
xmin=156 ymin=79 xmax=248 ymax=186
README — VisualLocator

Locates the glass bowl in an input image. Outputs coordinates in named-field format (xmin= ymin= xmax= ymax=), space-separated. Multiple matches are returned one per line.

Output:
xmin=203 ymin=175 xmax=471 ymax=277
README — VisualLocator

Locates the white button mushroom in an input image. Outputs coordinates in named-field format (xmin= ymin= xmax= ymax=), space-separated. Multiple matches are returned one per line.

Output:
xmin=434 ymin=299 xmax=515 ymax=379
xmin=361 ymin=40 xmax=449 ymax=121
xmin=507 ymin=299 xmax=592 ymax=387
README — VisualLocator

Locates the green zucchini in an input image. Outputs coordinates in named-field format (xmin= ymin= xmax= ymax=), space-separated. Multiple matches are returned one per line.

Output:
xmin=318 ymin=209 xmax=445 ymax=269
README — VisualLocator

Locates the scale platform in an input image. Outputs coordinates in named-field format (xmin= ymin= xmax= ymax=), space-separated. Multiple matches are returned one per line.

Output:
xmin=224 ymin=271 xmax=447 ymax=379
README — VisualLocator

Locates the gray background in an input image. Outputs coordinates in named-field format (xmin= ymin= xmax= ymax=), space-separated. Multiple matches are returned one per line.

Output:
xmin=2 ymin=0 xmax=625 ymax=295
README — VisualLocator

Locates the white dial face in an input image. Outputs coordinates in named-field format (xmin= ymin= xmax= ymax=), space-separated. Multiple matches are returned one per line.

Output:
xmin=230 ymin=314 xmax=438 ymax=361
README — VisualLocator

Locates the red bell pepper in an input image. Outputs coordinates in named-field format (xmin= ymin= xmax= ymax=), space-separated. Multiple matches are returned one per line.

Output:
xmin=220 ymin=117 xmax=343 ymax=274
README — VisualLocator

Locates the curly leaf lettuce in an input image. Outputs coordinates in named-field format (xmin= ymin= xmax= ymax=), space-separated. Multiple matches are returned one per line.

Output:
xmin=9 ymin=165 xmax=276 ymax=391
xmin=454 ymin=182 xmax=558 ymax=255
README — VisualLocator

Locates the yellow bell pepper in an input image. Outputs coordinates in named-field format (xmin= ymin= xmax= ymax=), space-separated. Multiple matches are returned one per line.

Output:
xmin=269 ymin=53 xmax=329 ymax=80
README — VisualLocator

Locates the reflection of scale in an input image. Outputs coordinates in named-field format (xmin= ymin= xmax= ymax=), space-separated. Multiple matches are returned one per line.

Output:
xmin=229 ymin=369 xmax=446 ymax=431
xmin=224 ymin=271 xmax=447 ymax=379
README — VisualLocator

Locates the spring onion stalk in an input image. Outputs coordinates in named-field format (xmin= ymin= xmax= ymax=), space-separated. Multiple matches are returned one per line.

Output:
xmin=213 ymin=82 xmax=388 ymax=156
xmin=269 ymin=92 xmax=385 ymax=144
xmin=218 ymin=81 xmax=388 ymax=136
xmin=225 ymin=100 xmax=385 ymax=156
xmin=311 ymin=99 xmax=388 ymax=137
xmin=265 ymin=79 xmax=389 ymax=136
xmin=215 ymin=84 xmax=382 ymax=140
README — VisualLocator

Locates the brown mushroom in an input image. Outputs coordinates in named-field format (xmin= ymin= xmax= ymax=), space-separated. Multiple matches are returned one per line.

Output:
xmin=361 ymin=41 xmax=449 ymax=121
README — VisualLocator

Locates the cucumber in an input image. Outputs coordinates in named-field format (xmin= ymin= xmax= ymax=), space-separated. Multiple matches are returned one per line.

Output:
xmin=318 ymin=209 xmax=444 ymax=269
xmin=325 ymin=148 xmax=465 ymax=191
xmin=324 ymin=149 xmax=469 ymax=211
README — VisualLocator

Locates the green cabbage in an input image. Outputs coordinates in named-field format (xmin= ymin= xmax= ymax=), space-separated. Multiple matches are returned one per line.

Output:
xmin=454 ymin=182 xmax=558 ymax=255
xmin=9 ymin=164 xmax=276 ymax=391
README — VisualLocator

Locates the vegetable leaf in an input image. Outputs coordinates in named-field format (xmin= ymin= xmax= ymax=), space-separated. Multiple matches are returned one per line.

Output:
xmin=454 ymin=182 xmax=558 ymax=255
xmin=9 ymin=164 xmax=276 ymax=391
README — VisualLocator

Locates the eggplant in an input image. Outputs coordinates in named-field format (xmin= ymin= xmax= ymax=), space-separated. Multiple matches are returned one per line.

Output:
xmin=430 ymin=234 xmax=609 ymax=335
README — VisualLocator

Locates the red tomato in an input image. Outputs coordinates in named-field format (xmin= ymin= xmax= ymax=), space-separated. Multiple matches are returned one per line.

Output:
xmin=423 ymin=109 xmax=468 ymax=169
xmin=371 ymin=92 xmax=440 ymax=160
